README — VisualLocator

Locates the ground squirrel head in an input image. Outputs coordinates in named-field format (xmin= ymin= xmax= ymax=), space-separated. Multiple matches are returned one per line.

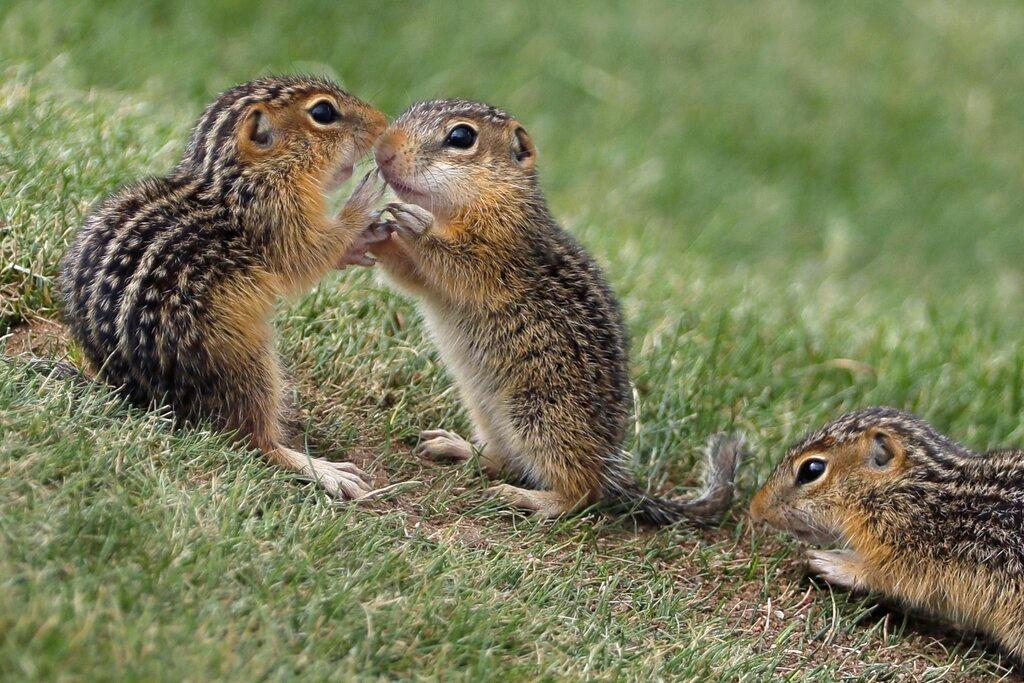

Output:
xmin=750 ymin=407 xmax=972 ymax=546
xmin=374 ymin=99 xmax=539 ymax=220
xmin=177 ymin=75 xmax=386 ymax=196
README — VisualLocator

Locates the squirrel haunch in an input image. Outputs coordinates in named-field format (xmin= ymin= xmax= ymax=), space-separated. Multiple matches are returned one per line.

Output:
xmin=371 ymin=99 xmax=743 ymax=523
xmin=60 ymin=75 xmax=388 ymax=500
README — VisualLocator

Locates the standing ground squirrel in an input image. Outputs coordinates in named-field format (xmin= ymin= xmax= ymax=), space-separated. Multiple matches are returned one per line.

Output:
xmin=751 ymin=407 xmax=1024 ymax=662
xmin=369 ymin=99 xmax=743 ymax=523
xmin=60 ymin=76 xmax=389 ymax=500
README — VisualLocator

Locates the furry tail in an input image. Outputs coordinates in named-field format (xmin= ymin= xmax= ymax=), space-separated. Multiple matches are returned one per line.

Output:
xmin=608 ymin=433 xmax=746 ymax=526
xmin=2 ymin=354 xmax=84 ymax=381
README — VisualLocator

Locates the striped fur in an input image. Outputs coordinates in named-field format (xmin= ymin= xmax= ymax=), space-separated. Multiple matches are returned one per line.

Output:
xmin=373 ymin=99 xmax=743 ymax=524
xmin=59 ymin=76 xmax=387 ymax=499
xmin=751 ymin=407 xmax=1024 ymax=662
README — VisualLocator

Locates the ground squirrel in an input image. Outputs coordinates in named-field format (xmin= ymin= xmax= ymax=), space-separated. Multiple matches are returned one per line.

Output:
xmin=369 ymin=99 xmax=743 ymax=522
xmin=59 ymin=76 xmax=389 ymax=500
xmin=751 ymin=407 xmax=1024 ymax=662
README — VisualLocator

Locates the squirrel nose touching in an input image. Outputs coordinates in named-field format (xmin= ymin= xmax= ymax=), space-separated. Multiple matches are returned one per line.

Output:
xmin=748 ymin=490 xmax=768 ymax=523
xmin=373 ymin=130 xmax=409 ymax=173
xmin=376 ymin=149 xmax=397 ymax=168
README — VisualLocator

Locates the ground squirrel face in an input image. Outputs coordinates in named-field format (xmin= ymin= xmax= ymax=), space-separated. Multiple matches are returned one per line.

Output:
xmin=750 ymin=407 xmax=926 ymax=546
xmin=178 ymin=75 xmax=386 ymax=195
xmin=374 ymin=99 xmax=538 ymax=218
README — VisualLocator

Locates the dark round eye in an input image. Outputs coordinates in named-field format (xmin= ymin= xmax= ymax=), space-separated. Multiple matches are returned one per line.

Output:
xmin=309 ymin=100 xmax=341 ymax=125
xmin=444 ymin=124 xmax=477 ymax=149
xmin=796 ymin=458 xmax=827 ymax=485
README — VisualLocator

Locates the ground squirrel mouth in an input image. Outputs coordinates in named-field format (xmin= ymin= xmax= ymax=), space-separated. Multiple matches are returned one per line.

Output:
xmin=378 ymin=170 xmax=422 ymax=199
xmin=790 ymin=523 xmax=845 ymax=548
xmin=766 ymin=508 xmax=844 ymax=548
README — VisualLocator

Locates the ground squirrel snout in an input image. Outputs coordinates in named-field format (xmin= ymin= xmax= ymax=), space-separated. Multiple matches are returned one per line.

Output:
xmin=370 ymin=98 xmax=743 ymax=523
xmin=752 ymin=407 xmax=1024 ymax=662
xmin=373 ymin=99 xmax=538 ymax=223
xmin=60 ymin=75 xmax=389 ymax=500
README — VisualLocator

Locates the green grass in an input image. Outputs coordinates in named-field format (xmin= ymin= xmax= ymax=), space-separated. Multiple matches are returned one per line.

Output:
xmin=2 ymin=0 xmax=1024 ymax=679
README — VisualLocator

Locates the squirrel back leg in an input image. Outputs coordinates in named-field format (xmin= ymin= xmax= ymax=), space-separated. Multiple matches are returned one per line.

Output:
xmin=487 ymin=442 xmax=602 ymax=517
xmin=266 ymin=445 xmax=372 ymax=500
xmin=234 ymin=373 xmax=373 ymax=500
xmin=486 ymin=484 xmax=587 ymax=518
xmin=209 ymin=338 xmax=373 ymax=500
xmin=416 ymin=429 xmax=507 ymax=479
xmin=416 ymin=396 xmax=512 ymax=478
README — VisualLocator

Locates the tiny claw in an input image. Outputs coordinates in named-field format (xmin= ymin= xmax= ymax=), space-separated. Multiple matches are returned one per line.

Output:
xmin=364 ymin=219 xmax=396 ymax=244
xmin=337 ymin=218 xmax=396 ymax=268
xmin=383 ymin=202 xmax=433 ymax=238
xmin=337 ymin=247 xmax=376 ymax=268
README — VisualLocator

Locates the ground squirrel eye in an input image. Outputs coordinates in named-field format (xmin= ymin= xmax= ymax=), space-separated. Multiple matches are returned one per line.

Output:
xmin=308 ymin=100 xmax=341 ymax=125
xmin=444 ymin=124 xmax=477 ymax=149
xmin=796 ymin=458 xmax=827 ymax=485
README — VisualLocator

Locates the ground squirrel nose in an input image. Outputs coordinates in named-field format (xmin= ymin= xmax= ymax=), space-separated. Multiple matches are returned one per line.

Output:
xmin=375 ymin=130 xmax=405 ymax=168
xmin=748 ymin=490 xmax=767 ymax=522
xmin=366 ymin=109 xmax=387 ymax=139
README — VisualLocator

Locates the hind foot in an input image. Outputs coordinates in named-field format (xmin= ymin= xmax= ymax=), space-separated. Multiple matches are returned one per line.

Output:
xmin=486 ymin=485 xmax=581 ymax=518
xmin=273 ymin=447 xmax=374 ymax=500
xmin=416 ymin=429 xmax=474 ymax=462
xmin=304 ymin=456 xmax=375 ymax=500
xmin=417 ymin=428 xmax=508 ymax=478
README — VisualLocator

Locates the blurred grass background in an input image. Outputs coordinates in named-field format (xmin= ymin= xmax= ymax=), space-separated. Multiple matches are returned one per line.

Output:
xmin=2 ymin=0 xmax=1024 ymax=679
xmin=5 ymin=0 xmax=1023 ymax=289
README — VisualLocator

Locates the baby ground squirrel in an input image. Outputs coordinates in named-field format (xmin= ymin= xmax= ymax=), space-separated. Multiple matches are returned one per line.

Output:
xmin=370 ymin=99 xmax=743 ymax=523
xmin=60 ymin=76 xmax=389 ymax=500
xmin=751 ymin=407 xmax=1024 ymax=662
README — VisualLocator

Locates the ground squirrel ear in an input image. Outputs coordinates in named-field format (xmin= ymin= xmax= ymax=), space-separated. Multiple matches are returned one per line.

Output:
xmin=868 ymin=431 xmax=895 ymax=468
xmin=246 ymin=108 xmax=274 ymax=149
xmin=510 ymin=124 xmax=536 ymax=169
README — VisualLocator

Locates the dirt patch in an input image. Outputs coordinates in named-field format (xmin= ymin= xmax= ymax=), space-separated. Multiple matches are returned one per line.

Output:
xmin=338 ymin=438 xmax=1019 ymax=679
xmin=368 ymin=462 xmax=1020 ymax=681
xmin=293 ymin=408 xmax=1022 ymax=680
xmin=684 ymin=527 xmax=1019 ymax=681
xmin=4 ymin=316 xmax=73 ymax=359
xmin=40 ymin=334 xmax=1008 ymax=679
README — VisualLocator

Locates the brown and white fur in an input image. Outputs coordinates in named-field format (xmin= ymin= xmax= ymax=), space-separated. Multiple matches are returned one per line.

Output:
xmin=751 ymin=407 xmax=1024 ymax=663
xmin=369 ymin=99 xmax=743 ymax=523
xmin=60 ymin=76 xmax=389 ymax=500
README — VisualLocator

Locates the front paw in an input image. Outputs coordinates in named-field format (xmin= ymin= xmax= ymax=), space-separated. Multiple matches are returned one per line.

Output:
xmin=340 ymin=170 xmax=387 ymax=225
xmin=337 ymin=218 xmax=394 ymax=268
xmin=806 ymin=549 xmax=867 ymax=592
xmin=383 ymin=202 xmax=433 ymax=239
